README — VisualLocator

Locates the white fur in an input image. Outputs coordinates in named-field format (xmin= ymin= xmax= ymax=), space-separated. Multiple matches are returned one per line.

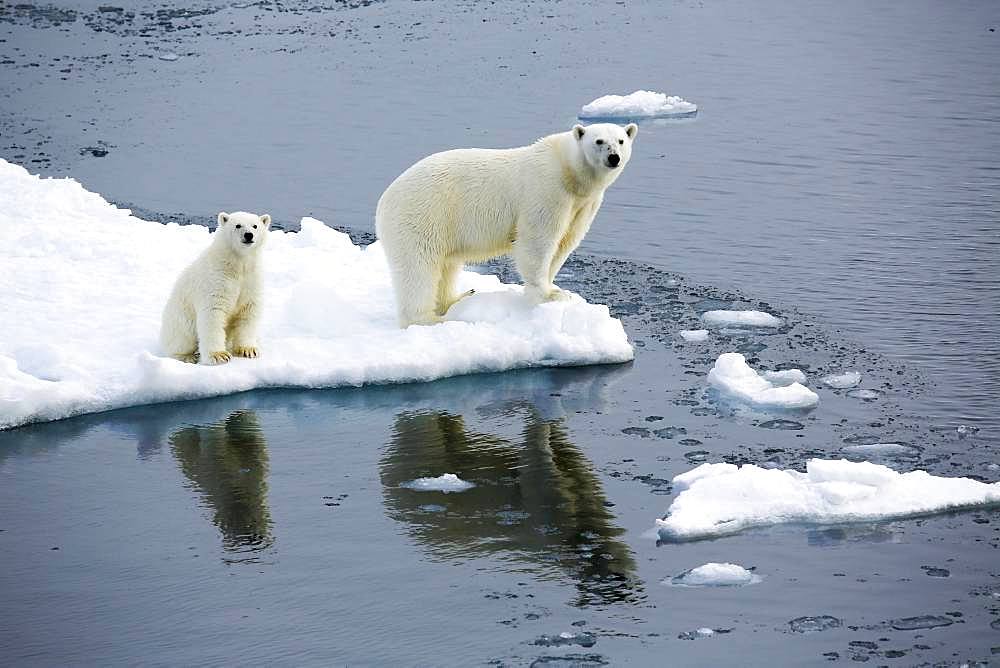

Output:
xmin=375 ymin=122 xmax=638 ymax=327
xmin=159 ymin=211 xmax=271 ymax=364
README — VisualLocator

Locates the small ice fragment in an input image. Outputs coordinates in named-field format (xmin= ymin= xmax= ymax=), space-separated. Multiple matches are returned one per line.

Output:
xmin=789 ymin=616 xmax=842 ymax=633
xmin=668 ymin=562 xmax=761 ymax=587
xmin=679 ymin=329 xmax=709 ymax=342
xmin=707 ymin=353 xmax=819 ymax=410
xmin=696 ymin=627 xmax=714 ymax=636
xmin=957 ymin=424 xmax=979 ymax=439
xmin=158 ymin=52 xmax=179 ymax=62
xmin=400 ymin=473 xmax=474 ymax=493
xmin=846 ymin=388 xmax=881 ymax=401
xmin=890 ymin=615 xmax=953 ymax=631
xmin=579 ymin=90 xmax=697 ymax=120
xmin=702 ymin=310 xmax=781 ymax=328
xmin=821 ymin=371 xmax=861 ymax=389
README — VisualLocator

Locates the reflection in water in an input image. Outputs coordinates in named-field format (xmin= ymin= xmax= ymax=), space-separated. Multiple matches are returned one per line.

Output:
xmin=170 ymin=410 xmax=273 ymax=562
xmin=380 ymin=406 xmax=641 ymax=607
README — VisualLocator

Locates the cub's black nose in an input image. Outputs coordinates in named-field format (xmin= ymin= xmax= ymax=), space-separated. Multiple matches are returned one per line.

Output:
xmin=607 ymin=153 xmax=621 ymax=167
xmin=243 ymin=232 xmax=254 ymax=242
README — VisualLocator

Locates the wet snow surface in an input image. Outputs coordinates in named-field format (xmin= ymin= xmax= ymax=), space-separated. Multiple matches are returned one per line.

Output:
xmin=2 ymin=0 xmax=1000 ymax=666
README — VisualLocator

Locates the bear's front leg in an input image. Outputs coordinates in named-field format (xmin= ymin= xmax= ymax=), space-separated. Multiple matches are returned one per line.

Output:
xmin=513 ymin=231 xmax=573 ymax=304
xmin=196 ymin=306 xmax=232 ymax=365
xmin=227 ymin=301 xmax=260 ymax=359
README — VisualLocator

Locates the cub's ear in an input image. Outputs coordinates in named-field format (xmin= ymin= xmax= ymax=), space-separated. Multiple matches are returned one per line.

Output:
xmin=259 ymin=214 xmax=271 ymax=228
xmin=217 ymin=212 xmax=230 ymax=226
xmin=573 ymin=124 xmax=586 ymax=140
xmin=625 ymin=123 xmax=638 ymax=139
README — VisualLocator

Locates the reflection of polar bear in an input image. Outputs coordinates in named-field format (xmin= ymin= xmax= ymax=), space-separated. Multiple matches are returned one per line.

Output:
xmin=375 ymin=123 xmax=638 ymax=327
xmin=160 ymin=211 xmax=270 ymax=365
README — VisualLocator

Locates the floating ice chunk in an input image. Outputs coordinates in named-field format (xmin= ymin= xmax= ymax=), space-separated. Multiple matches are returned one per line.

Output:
xmin=0 ymin=160 xmax=633 ymax=429
xmin=822 ymin=371 xmax=861 ymax=389
xmin=707 ymin=353 xmax=819 ymax=410
xmin=847 ymin=388 xmax=881 ymax=401
xmin=158 ymin=52 xmax=179 ymax=62
xmin=761 ymin=369 xmax=807 ymax=386
xmin=702 ymin=310 xmax=782 ymax=328
xmin=656 ymin=458 xmax=1000 ymax=541
xmin=400 ymin=474 xmax=475 ymax=493
xmin=579 ymin=90 xmax=698 ymax=120
xmin=841 ymin=443 xmax=921 ymax=460
xmin=668 ymin=562 xmax=761 ymax=587
xmin=679 ymin=329 xmax=709 ymax=342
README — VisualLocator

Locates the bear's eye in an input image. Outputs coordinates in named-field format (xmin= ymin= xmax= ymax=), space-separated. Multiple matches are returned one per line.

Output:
xmin=618 ymin=139 xmax=624 ymax=145
xmin=235 ymin=224 xmax=242 ymax=229
xmin=595 ymin=139 xmax=604 ymax=145
xmin=253 ymin=224 xmax=258 ymax=229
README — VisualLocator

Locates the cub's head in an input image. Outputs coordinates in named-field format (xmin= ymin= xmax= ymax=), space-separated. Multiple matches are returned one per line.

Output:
xmin=572 ymin=122 xmax=638 ymax=173
xmin=216 ymin=211 xmax=271 ymax=254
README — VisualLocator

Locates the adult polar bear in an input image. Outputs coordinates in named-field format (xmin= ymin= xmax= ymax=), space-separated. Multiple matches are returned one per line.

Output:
xmin=376 ymin=122 xmax=638 ymax=327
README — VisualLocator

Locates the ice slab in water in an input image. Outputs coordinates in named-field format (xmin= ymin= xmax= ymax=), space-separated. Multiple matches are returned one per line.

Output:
xmin=702 ymin=310 xmax=782 ymax=328
xmin=679 ymin=329 xmax=709 ymax=342
xmin=579 ymin=90 xmax=698 ymax=120
xmin=0 ymin=160 xmax=633 ymax=429
xmin=657 ymin=458 xmax=1000 ymax=541
xmin=400 ymin=474 xmax=475 ymax=493
xmin=708 ymin=353 xmax=819 ymax=410
xmin=822 ymin=371 xmax=862 ymax=389
xmin=668 ymin=562 xmax=761 ymax=587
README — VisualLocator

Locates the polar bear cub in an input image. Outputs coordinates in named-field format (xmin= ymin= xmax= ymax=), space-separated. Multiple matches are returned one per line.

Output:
xmin=375 ymin=122 xmax=637 ymax=327
xmin=160 ymin=211 xmax=271 ymax=365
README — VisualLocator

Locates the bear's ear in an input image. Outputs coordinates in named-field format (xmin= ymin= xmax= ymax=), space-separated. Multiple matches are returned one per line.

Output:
xmin=625 ymin=123 xmax=638 ymax=139
xmin=218 ymin=212 xmax=230 ymax=226
xmin=259 ymin=214 xmax=271 ymax=228
xmin=573 ymin=124 xmax=586 ymax=140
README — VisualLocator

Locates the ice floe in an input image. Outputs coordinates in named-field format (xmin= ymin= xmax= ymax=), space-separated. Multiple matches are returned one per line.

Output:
xmin=668 ymin=562 xmax=761 ymax=587
xmin=679 ymin=329 xmax=709 ymax=342
xmin=821 ymin=371 xmax=862 ymax=389
xmin=578 ymin=90 xmax=698 ymax=120
xmin=0 ymin=160 xmax=634 ymax=429
xmin=761 ymin=369 xmax=808 ymax=386
xmin=707 ymin=353 xmax=819 ymax=410
xmin=657 ymin=459 xmax=1000 ymax=541
xmin=702 ymin=310 xmax=782 ymax=328
xmin=399 ymin=474 xmax=475 ymax=493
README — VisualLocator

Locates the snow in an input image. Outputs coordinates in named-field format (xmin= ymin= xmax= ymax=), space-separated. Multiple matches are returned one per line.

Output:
xmin=0 ymin=160 xmax=634 ymax=429
xmin=399 ymin=473 xmax=475 ymax=493
xmin=679 ymin=329 xmax=709 ymax=342
xmin=707 ymin=353 xmax=819 ymax=410
xmin=656 ymin=459 xmax=1000 ymax=541
xmin=761 ymin=369 xmax=807 ymax=386
xmin=669 ymin=562 xmax=761 ymax=587
xmin=702 ymin=310 xmax=782 ymax=328
xmin=822 ymin=371 xmax=862 ymax=389
xmin=579 ymin=90 xmax=698 ymax=120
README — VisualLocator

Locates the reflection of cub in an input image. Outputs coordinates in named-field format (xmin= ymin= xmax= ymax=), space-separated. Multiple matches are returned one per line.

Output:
xmin=160 ymin=211 xmax=271 ymax=365
xmin=380 ymin=408 xmax=640 ymax=606
xmin=170 ymin=410 xmax=273 ymax=558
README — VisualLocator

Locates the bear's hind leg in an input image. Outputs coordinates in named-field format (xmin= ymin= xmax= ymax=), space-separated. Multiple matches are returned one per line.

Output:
xmin=388 ymin=255 xmax=444 ymax=327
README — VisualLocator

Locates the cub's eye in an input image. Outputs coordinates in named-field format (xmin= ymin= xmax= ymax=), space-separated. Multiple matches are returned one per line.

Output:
xmin=253 ymin=224 xmax=258 ymax=229
xmin=235 ymin=224 xmax=242 ymax=229
xmin=618 ymin=139 xmax=624 ymax=145
xmin=595 ymin=139 xmax=604 ymax=145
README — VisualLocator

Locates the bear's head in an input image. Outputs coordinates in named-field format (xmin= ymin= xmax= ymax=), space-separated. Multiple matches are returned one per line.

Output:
xmin=216 ymin=211 xmax=271 ymax=254
xmin=572 ymin=122 xmax=638 ymax=173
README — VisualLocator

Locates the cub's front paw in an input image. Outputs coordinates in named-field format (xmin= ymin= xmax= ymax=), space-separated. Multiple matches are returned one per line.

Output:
xmin=233 ymin=345 xmax=258 ymax=359
xmin=204 ymin=351 xmax=231 ymax=365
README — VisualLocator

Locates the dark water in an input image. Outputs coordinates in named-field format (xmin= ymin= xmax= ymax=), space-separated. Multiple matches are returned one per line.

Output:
xmin=2 ymin=0 xmax=1000 ymax=665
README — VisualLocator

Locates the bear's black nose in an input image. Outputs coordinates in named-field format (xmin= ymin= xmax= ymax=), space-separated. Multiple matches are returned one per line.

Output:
xmin=607 ymin=153 xmax=621 ymax=167
xmin=243 ymin=232 xmax=254 ymax=242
